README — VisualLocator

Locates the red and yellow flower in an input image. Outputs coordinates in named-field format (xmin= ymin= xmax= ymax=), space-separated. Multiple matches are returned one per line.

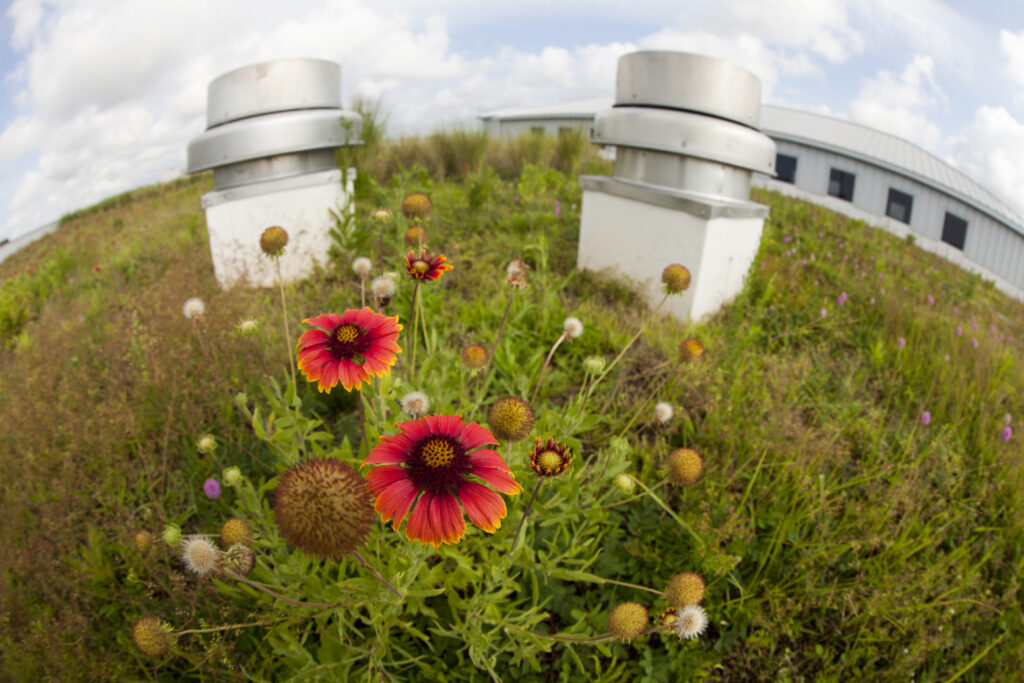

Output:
xmin=296 ymin=308 xmax=402 ymax=393
xmin=405 ymin=250 xmax=453 ymax=281
xmin=363 ymin=416 xmax=522 ymax=547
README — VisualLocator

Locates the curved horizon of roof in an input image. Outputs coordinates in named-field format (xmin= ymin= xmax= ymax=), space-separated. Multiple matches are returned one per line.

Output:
xmin=479 ymin=99 xmax=1024 ymax=237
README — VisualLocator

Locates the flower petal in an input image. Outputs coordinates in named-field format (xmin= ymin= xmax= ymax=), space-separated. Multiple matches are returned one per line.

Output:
xmin=470 ymin=462 xmax=523 ymax=495
xmin=405 ymin=492 xmax=439 ymax=546
xmin=458 ymin=421 xmax=498 ymax=451
xmin=457 ymin=481 xmax=507 ymax=534
xmin=364 ymin=440 xmax=411 ymax=465
xmin=468 ymin=449 xmax=514 ymax=472
xmin=364 ymin=464 xmax=409 ymax=496
xmin=371 ymin=477 xmax=420 ymax=530
xmin=432 ymin=493 xmax=466 ymax=545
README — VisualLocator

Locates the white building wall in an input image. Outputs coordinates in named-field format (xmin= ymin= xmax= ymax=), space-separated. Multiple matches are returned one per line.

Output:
xmin=761 ymin=140 xmax=1024 ymax=297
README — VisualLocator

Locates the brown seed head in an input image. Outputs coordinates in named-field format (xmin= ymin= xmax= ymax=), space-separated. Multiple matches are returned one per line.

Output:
xmin=680 ymin=338 xmax=705 ymax=362
xmin=487 ymin=397 xmax=535 ymax=442
xmin=607 ymin=602 xmax=649 ymax=642
xmin=273 ymin=459 xmax=375 ymax=560
xmin=662 ymin=264 xmax=692 ymax=294
xmin=259 ymin=226 xmax=289 ymax=257
xmin=401 ymin=192 xmax=433 ymax=219
xmin=461 ymin=344 xmax=488 ymax=369
xmin=404 ymin=225 xmax=428 ymax=247
xmin=224 ymin=543 xmax=256 ymax=575
xmin=666 ymin=448 xmax=703 ymax=486
xmin=220 ymin=518 xmax=253 ymax=547
xmin=134 ymin=530 xmax=152 ymax=554
xmin=665 ymin=571 xmax=706 ymax=607
xmin=132 ymin=617 xmax=172 ymax=658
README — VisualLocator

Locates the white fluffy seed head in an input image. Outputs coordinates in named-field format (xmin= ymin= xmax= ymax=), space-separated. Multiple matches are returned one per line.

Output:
xmin=673 ymin=605 xmax=709 ymax=640
xmin=181 ymin=538 xmax=219 ymax=576
xmin=371 ymin=276 xmax=395 ymax=298
xmin=401 ymin=391 xmax=430 ymax=419
xmin=182 ymin=297 xmax=205 ymax=320
xmin=654 ymin=402 xmax=674 ymax=424
xmin=352 ymin=257 xmax=372 ymax=278
xmin=563 ymin=316 xmax=583 ymax=341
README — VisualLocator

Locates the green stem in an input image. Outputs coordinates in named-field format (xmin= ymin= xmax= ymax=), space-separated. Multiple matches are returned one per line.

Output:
xmin=511 ymin=479 xmax=543 ymax=551
xmin=223 ymin=568 xmax=344 ymax=609
xmin=531 ymin=333 xmax=566 ymax=404
xmin=275 ymin=258 xmax=296 ymax=389
xmin=631 ymin=477 xmax=704 ymax=548
xmin=353 ymin=550 xmax=404 ymax=598
xmin=563 ymin=571 xmax=664 ymax=596
xmin=487 ymin=292 xmax=515 ymax=366
xmin=407 ymin=281 xmax=421 ymax=379
xmin=510 ymin=624 xmax=667 ymax=643
xmin=585 ymin=293 xmax=669 ymax=404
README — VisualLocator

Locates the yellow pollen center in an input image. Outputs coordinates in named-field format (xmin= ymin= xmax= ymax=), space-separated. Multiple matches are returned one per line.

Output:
xmin=336 ymin=324 xmax=360 ymax=343
xmin=413 ymin=260 xmax=429 ymax=274
xmin=538 ymin=451 xmax=563 ymax=471
xmin=422 ymin=439 xmax=456 ymax=468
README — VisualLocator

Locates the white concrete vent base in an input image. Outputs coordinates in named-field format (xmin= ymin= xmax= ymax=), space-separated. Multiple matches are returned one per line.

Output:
xmin=577 ymin=176 xmax=769 ymax=322
xmin=200 ymin=168 xmax=353 ymax=289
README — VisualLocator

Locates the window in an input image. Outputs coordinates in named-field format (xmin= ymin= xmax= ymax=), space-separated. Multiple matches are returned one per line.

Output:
xmin=828 ymin=168 xmax=855 ymax=201
xmin=776 ymin=154 xmax=797 ymax=183
xmin=941 ymin=212 xmax=968 ymax=250
xmin=886 ymin=188 xmax=914 ymax=224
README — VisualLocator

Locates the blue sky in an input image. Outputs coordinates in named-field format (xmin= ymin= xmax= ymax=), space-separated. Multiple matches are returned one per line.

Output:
xmin=2 ymin=0 xmax=1024 ymax=241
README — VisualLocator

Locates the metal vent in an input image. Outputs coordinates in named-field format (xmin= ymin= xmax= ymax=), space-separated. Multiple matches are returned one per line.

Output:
xmin=592 ymin=51 xmax=775 ymax=201
xmin=187 ymin=58 xmax=360 ymax=191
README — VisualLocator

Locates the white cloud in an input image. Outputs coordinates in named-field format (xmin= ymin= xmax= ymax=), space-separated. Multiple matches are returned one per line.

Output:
xmin=950 ymin=106 xmax=1024 ymax=217
xmin=848 ymin=55 xmax=946 ymax=152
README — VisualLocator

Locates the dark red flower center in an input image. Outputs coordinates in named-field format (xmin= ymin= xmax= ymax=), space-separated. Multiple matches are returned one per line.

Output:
xmin=407 ymin=435 xmax=470 ymax=494
xmin=330 ymin=322 xmax=370 ymax=361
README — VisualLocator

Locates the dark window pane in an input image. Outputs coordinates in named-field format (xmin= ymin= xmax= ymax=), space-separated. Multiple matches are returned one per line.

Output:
xmin=886 ymin=188 xmax=914 ymax=224
xmin=942 ymin=212 xmax=968 ymax=250
xmin=776 ymin=154 xmax=797 ymax=183
xmin=828 ymin=168 xmax=855 ymax=201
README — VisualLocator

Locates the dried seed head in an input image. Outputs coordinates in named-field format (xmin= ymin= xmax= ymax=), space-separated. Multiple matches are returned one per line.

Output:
xmin=196 ymin=434 xmax=217 ymax=455
xmin=371 ymin=275 xmax=396 ymax=307
xmin=614 ymin=473 xmax=635 ymax=493
xmin=224 ymin=543 xmax=256 ymax=575
xmin=401 ymin=192 xmax=433 ymax=219
xmin=653 ymin=402 xmax=674 ymax=424
xmin=401 ymin=391 xmax=430 ymax=419
xmin=220 ymin=518 xmax=253 ymax=547
xmin=132 ymin=617 xmax=172 ymax=658
xmin=665 ymin=572 xmax=706 ymax=607
xmin=237 ymin=319 xmax=258 ymax=337
xmin=404 ymin=226 xmax=428 ymax=247
xmin=506 ymin=258 xmax=530 ymax=289
xmin=487 ymin=397 xmax=535 ymax=442
xmin=563 ymin=317 xmax=584 ymax=341
xmin=607 ymin=602 xmax=649 ymax=642
xmin=679 ymin=338 xmax=705 ymax=362
xmin=461 ymin=344 xmax=488 ymax=369
xmin=134 ymin=530 xmax=152 ymax=554
xmin=182 ymin=297 xmax=205 ymax=320
xmin=181 ymin=537 xmax=220 ymax=575
xmin=273 ymin=459 xmax=375 ymax=560
xmin=662 ymin=264 xmax=692 ymax=294
xmin=370 ymin=208 xmax=392 ymax=222
xmin=352 ymin=257 xmax=373 ymax=278
xmin=672 ymin=605 xmax=709 ymax=640
xmin=666 ymin=448 xmax=703 ymax=486
xmin=259 ymin=226 xmax=289 ymax=257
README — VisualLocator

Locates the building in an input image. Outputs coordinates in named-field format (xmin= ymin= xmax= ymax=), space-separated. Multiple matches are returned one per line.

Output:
xmin=480 ymin=100 xmax=1024 ymax=299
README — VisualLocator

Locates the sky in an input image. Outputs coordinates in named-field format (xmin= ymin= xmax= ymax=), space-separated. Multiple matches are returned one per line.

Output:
xmin=2 ymin=0 xmax=1024 ymax=241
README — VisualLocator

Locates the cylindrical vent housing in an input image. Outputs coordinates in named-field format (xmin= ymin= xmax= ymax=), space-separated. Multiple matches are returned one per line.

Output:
xmin=592 ymin=51 xmax=775 ymax=200
xmin=187 ymin=58 xmax=360 ymax=190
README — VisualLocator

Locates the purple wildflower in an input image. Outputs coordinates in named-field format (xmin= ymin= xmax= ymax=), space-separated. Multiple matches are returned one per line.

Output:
xmin=956 ymin=326 xmax=962 ymax=336
xmin=837 ymin=292 xmax=848 ymax=306
xmin=971 ymin=338 xmax=979 ymax=348
xmin=554 ymin=207 xmax=561 ymax=215
xmin=897 ymin=337 xmax=906 ymax=349
xmin=783 ymin=235 xmax=793 ymax=243
xmin=203 ymin=478 xmax=221 ymax=499
xmin=920 ymin=411 xmax=931 ymax=426
xmin=1002 ymin=426 xmax=1013 ymax=443
xmin=820 ymin=307 xmax=828 ymax=318
xmin=926 ymin=294 xmax=935 ymax=306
